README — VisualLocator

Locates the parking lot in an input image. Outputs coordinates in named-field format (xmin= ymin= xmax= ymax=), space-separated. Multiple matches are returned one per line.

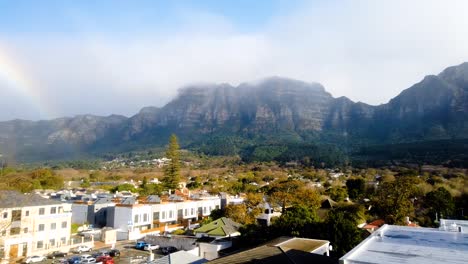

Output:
xmin=19 ymin=242 xmax=166 ymax=264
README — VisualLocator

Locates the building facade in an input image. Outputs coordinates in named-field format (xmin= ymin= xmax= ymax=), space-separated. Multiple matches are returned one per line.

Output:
xmin=0 ymin=191 xmax=72 ymax=262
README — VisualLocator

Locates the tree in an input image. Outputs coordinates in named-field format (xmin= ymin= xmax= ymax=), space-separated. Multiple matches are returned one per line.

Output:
xmin=327 ymin=186 xmax=348 ymax=202
xmin=425 ymin=187 xmax=455 ymax=219
xmin=138 ymin=183 xmax=164 ymax=196
xmin=273 ymin=204 xmax=318 ymax=236
xmin=163 ymin=134 xmax=181 ymax=190
xmin=346 ymin=178 xmax=366 ymax=199
xmin=327 ymin=205 xmax=367 ymax=256
xmin=372 ymin=176 xmax=420 ymax=224
xmin=268 ymin=180 xmax=301 ymax=213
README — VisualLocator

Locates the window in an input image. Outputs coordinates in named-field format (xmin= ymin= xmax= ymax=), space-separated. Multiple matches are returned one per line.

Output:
xmin=169 ymin=210 xmax=173 ymax=218
xmin=51 ymin=223 xmax=56 ymax=230
xmin=10 ymin=227 xmax=20 ymax=235
xmin=37 ymin=241 xmax=43 ymax=249
xmin=39 ymin=208 xmax=45 ymax=215
xmin=50 ymin=207 xmax=57 ymax=214
xmin=191 ymin=208 xmax=194 ymax=215
xmin=143 ymin=213 xmax=148 ymax=222
xmin=134 ymin=215 xmax=139 ymax=224
xmin=25 ymin=210 xmax=30 ymax=217
xmin=12 ymin=210 xmax=21 ymax=221
xmin=1 ymin=230 xmax=6 ymax=236
xmin=153 ymin=212 xmax=160 ymax=220
xmin=162 ymin=211 xmax=166 ymax=220
xmin=61 ymin=221 xmax=67 ymax=228
xmin=49 ymin=239 xmax=55 ymax=247
xmin=215 ymin=205 xmax=220 ymax=210
xmin=58 ymin=206 xmax=63 ymax=213
xmin=2 ymin=212 xmax=7 ymax=219
xmin=60 ymin=237 xmax=66 ymax=245
xmin=38 ymin=224 xmax=45 ymax=231
xmin=184 ymin=209 xmax=188 ymax=216
xmin=24 ymin=227 xmax=28 ymax=234
xmin=203 ymin=207 xmax=207 ymax=214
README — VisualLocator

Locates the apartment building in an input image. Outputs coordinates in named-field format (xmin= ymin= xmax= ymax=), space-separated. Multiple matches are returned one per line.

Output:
xmin=0 ymin=190 xmax=72 ymax=262
xmin=107 ymin=194 xmax=222 ymax=240
xmin=109 ymin=203 xmax=153 ymax=240
xmin=72 ymin=197 xmax=115 ymax=227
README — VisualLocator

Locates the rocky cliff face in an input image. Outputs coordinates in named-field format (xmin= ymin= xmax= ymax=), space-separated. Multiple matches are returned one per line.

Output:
xmin=1 ymin=63 xmax=467 ymax=162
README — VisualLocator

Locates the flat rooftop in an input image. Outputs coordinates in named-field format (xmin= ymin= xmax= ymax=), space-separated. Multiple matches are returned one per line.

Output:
xmin=340 ymin=224 xmax=468 ymax=264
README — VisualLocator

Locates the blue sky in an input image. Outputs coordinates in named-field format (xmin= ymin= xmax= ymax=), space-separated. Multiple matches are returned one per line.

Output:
xmin=0 ymin=0 xmax=297 ymax=33
xmin=1 ymin=0 xmax=468 ymax=121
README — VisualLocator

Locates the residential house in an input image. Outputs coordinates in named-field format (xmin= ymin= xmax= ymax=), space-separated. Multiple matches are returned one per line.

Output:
xmin=72 ymin=197 xmax=115 ymax=227
xmin=208 ymin=236 xmax=335 ymax=264
xmin=194 ymin=217 xmax=241 ymax=238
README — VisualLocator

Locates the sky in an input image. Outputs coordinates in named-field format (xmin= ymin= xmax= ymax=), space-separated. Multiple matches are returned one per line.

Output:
xmin=1 ymin=0 xmax=468 ymax=121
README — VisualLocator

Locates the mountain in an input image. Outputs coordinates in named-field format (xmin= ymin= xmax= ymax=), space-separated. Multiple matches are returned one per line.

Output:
xmin=1 ymin=63 xmax=468 ymax=164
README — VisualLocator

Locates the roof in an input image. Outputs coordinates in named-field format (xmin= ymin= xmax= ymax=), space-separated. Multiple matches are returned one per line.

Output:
xmin=340 ymin=224 xmax=468 ymax=264
xmin=208 ymin=236 xmax=336 ymax=264
xmin=439 ymin=219 xmax=468 ymax=233
xmin=275 ymin=237 xmax=329 ymax=253
xmin=0 ymin=190 xmax=63 ymax=208
xmin=153 ymin=250 xmax=206 ymax=264
xmin=362 ymin=219 xmax=385 ymax=230
xmin=194 ymin=217 xmax=241 ymax=237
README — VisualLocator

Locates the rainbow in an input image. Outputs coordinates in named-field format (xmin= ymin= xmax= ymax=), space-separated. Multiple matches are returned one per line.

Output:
xmin=0 ymin=43 xmax=54 ymax=119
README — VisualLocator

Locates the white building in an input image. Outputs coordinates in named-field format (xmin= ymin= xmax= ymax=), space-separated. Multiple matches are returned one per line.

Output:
xmin=0 ymin=191 xmax=72 ymax=262
xmin=111 ymin=204 xmax=152 ymax=240
xmin=340 ymin=224 xmax=468 ymax=264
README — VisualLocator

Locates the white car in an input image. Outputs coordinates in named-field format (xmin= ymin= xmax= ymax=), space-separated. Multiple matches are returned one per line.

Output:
xmin=24 ymin=256 xmax=46 ymax=263
xmin=73 ymin=245 xmax=92 ymax=253
xmin=81 ymin=254 xmax=94 ymax=261
xmin=144 ymin=244 xmax=160 ymax=251
xmin=80 ymin=258 xmax=96 ymax=263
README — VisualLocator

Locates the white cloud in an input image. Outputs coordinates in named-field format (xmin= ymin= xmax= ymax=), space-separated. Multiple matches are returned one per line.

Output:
xmin=1 ymin=0 xmax=468 ymax=121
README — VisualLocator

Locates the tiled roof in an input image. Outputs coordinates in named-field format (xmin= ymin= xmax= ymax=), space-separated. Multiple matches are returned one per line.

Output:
xmin=0 ymin=190 xmax=63 ymax=208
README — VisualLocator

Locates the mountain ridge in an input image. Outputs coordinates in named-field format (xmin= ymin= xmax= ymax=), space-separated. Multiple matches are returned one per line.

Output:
xmin=1 ymin=62 xmax=467 ymax=163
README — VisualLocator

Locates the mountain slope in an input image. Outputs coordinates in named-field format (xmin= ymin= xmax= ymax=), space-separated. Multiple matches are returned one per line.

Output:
xmin=0 ymin=63 xmax=467 ymax=163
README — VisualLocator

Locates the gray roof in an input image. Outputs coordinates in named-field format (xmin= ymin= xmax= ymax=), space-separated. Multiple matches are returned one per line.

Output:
xmin=146 ymin=195 xmax=161 ymax=203
xmin=121 ymin=197 xmax=136 ymax=204
xmin=0 ymin=190 xmax=63 ymax=208
xmin=153 ymin=251 xmax=207 ymax=264
xmin=94 ymin=197 xmax=114 ymax=204
xmin=340 ymin=224 xmax=468 ymax=264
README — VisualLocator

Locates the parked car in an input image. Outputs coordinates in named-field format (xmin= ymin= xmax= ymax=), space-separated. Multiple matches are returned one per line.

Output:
xmin=24 ymin=256 xmax=46 ymax=263
xmin=47 ymin=251 xmax=68 ymax=259
xmin=96 ymin=256 xmax=114 ymax=264
xmin=161 ymin=246 xmax=178 ymax=255
xmin=144 ymin=244 xmax=159 ymax=251
xmin=80 ymin=254 xmax=94 ymax=261
xmin=108 ymin=249 xmax=120 ymax=257
xmin=80 ymin=258 xmax=96 ymax=264
xmin=135 ymin=241 xmax=147 ymax=250
xmin=67 ymin=256 xmax=81 ymax=264
xmin=73 ymin=245 xmax=92 ymax=253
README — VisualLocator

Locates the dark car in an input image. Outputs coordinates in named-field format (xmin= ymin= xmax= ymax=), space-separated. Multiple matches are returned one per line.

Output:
xmin=109 ymin=249 xmax=120 ymax=257
xmin=161 ymin=246 xmax=178 ymax=255
xmin=67 ymin=256 xmax=81 ymax=264
xmin=47 ymin=251 xmax=68 ymax=259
